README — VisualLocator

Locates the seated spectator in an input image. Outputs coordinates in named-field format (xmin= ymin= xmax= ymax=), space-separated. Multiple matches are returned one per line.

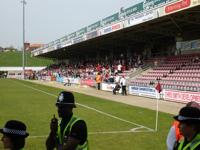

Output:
xmin=149 ymin=81 xmax=155 ymax=85
xmin=108 ymin=77 xmax=114 ymax=83
xmin=163 ymin=74 xmax=167 ymax=78
xmin=117 ymin=63 xmax=122 ymax=73
xmin=175 ymin=66 xmax=180 ymax=70
xmin=37 ymin=56 xmax=136 ymax=83
xmin=193 ymin=56 xmax=199 ymax=63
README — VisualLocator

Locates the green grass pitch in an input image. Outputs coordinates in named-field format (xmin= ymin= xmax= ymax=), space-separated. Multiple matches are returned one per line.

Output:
xmin=0 ymin=51 xmax=53 ymax=67
xmin=0 ymin=79 xmax=173 ymax=149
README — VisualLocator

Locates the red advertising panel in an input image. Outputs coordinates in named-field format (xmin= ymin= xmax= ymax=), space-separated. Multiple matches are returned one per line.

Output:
xmin=164 ymin=89 xmax=200 ymax=104
xmin=165 ymin=0 xmax=191 ymax=13
xmin=81 ymin=79 xmax=96 ymax=87
xmin=112 ymin=23 xmax=122 ymax=31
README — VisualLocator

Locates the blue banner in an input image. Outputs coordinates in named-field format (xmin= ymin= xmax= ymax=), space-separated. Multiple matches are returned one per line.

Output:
xmin=129 ymin=85 xmax=156 ymax=98
xmin=101 ymin=26 xmax=112 ymax=35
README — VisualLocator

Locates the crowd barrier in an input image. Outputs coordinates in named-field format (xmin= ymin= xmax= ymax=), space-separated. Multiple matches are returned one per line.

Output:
xmin=80 ymin=79 xmax=96 ymax=87
xmin=101 ymin=83 xmax=116 ymax=91
xmin=37 ymin=76 xmax=200 ymax=104
xmin=128 ymin=85 xmax=157 ymax=98
xmin=7 ymin=75 xmax=24 ymax=79
xmin=63 ymin=77 xmax=80 ymax=85
xmin=163 ymin=89 xmax=200 ymax=104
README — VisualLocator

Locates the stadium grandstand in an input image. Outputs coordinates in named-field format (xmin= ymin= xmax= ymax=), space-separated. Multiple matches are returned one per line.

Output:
xmin=1 ymin=1 xmax=200 ymax=149
xmin=31 ymin=0 xmax=200 ymax=104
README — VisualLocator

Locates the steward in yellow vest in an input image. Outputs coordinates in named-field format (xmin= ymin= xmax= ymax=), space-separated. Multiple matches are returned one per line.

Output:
xmin=96 ymin=72 xmax=102 ymax=90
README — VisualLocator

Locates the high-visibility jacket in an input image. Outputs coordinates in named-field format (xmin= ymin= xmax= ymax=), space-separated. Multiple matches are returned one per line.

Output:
xmin=177 ymin=133 xmax=200 ymax=150
xmin=173 ymin=121 xmax=183 ymax=141
xmin=57 ymin=116 xmax=89 ymax=150
xmin=96 ymin=75 xmax=102 ymax=83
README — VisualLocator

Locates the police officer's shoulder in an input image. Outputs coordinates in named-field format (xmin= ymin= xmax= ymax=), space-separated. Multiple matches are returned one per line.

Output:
xmin=71 ymin=120 xmax=87 ymax=130
xmin=69 ymin=120 xmax=87 ymax=144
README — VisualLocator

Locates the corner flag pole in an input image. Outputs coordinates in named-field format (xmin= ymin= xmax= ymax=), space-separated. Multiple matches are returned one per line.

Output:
xmin=155 ymin=82 xmax=161 ymax=132
xmin=155 ymin=94 xmax=159 ymax=132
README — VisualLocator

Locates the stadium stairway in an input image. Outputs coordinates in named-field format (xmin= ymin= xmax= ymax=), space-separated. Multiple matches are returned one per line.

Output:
xmin=127 ymin=65 xmax=152 ymax=84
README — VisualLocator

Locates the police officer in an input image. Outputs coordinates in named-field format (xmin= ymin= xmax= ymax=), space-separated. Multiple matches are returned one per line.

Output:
xmin=167 ymin=101 xmax=200 ymax=150
xmin=46 ymin=91 xmax=89 ymax=150
xmin=173 ymin=106 xmax=200 ymax=150
xmin=0 ymin=120 xmax=29 ymax=150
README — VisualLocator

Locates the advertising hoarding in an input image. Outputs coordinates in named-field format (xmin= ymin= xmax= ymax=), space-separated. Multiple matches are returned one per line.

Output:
xmin=88 ymin=21 xmax=101 ymax=32
xmin=129 ymin=85 xmax=157 ymax=98
xmin=124 ymin=10 xmax=156 ymax=27
xmin=164 ymin=89 xmax=200 ymax=104
xmin=102 ymin=13 xmax=119 ymax=26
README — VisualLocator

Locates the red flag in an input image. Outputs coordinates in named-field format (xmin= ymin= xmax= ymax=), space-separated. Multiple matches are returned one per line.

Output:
xmin=155 ymin=82 xmax=162 ymax=93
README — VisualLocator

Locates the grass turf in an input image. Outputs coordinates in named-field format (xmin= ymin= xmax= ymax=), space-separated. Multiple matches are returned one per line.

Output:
xmin=0 ymin=79 xmax=173 ymax=150
xmin=0 ymin=51 xmax=53 ymax=66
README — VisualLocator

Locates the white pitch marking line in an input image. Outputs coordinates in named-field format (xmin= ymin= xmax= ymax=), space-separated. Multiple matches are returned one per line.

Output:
xmin=28 ymin=129 xmax=154 ymax=139
xmin=77 ymin=103 xmax=153 ymax=132
xmin=89 ymin=129 xmax=154 ymax=135
xmin=130 ymin=126 xmax=144 ymax=132
xmin=13 ymin=80 xmax=154 ymax=132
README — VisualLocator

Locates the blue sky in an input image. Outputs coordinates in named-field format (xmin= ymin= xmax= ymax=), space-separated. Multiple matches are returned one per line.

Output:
xmin=0 ymin=0 xmax=142 ymax=49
